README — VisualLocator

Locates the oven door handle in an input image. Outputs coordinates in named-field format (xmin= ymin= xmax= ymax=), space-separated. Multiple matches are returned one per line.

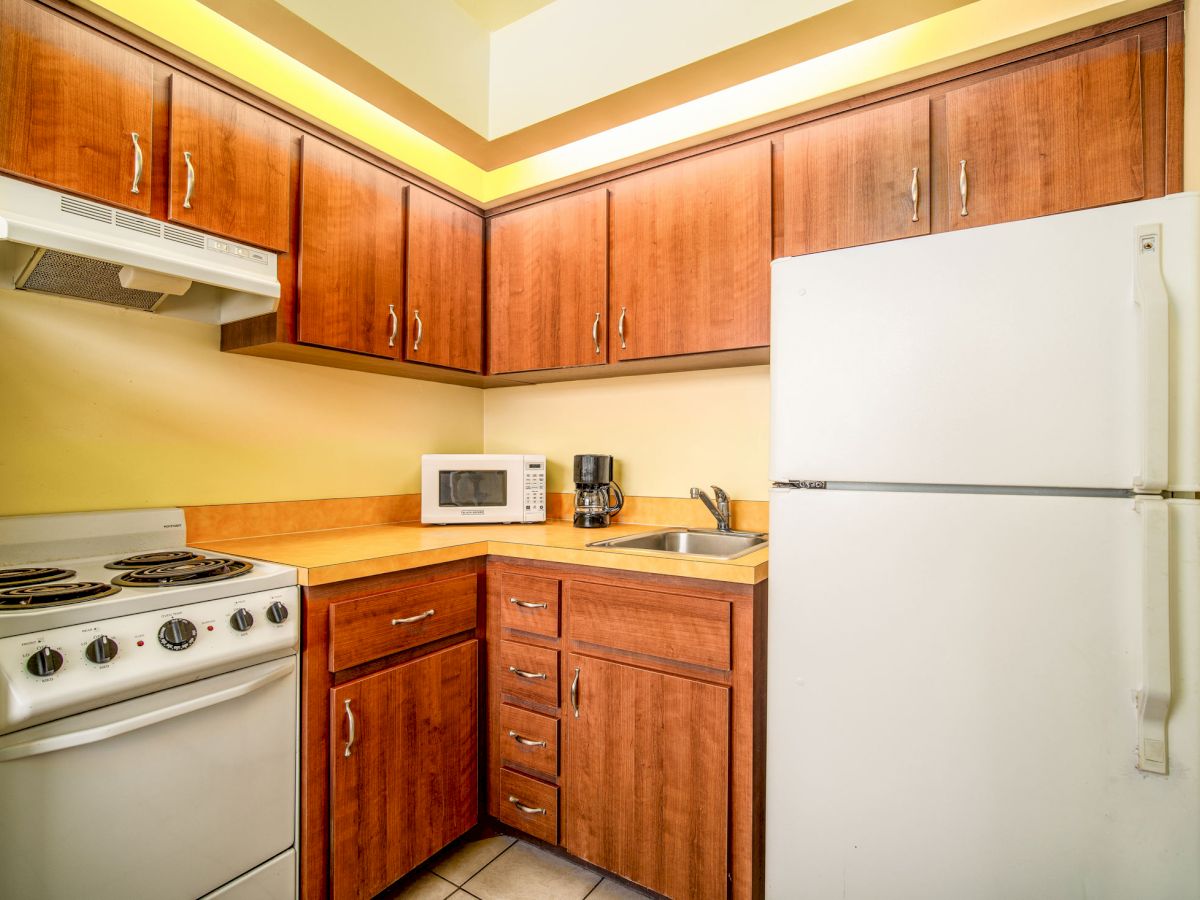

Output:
xmin=0 ymin=657 xmax=295 ymax=763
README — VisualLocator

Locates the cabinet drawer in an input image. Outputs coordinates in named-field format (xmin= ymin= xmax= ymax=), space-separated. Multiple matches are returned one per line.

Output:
xmin=498 ymin=640 xmax=559 ymax=707
xmin=569 ymin=581 xmax=731 ymax=670
xmin=498 ymin=769 xmax=558 ymax=844
xmin=499 ymin=573 xmax=560 ymax=637
xmin=498 ymin=704 xmax=558 ymax=779
xmin=329 ymin=575 xmax=477 ymax=671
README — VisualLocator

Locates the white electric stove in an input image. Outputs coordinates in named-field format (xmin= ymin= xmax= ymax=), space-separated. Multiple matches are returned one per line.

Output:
xmin=0 ymin=508 xmax=300 ymax=900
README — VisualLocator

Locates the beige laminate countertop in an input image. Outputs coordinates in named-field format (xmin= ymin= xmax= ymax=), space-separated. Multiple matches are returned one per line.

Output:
xmin=193 ymin=520 xmax=769 ymax=587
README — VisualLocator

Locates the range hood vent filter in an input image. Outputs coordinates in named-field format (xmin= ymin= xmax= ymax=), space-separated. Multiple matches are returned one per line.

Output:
xmin=17 ymin=249 xmax=165 ymax=311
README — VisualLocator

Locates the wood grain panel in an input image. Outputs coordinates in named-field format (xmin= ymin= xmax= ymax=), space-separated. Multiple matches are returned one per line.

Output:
xmin=488 ymin=188 xmax=609 ymax=373
xmin=405 ymin=187 xmax=484 ymax=372
xmin=0 ymin=0 xmax=153 ymax=212
xmin=497 ymin=768 xmax=559 ymax=844
xmin=782 ymin=96 xmax=930 ymax=256
xmin=330 ymin=641 xmax=478 ymax=900
xmin=569 ymin=579 xmax=731 ymax=670
xmin=296 ymin=136 xmax=406 ymax=357
xmin=498 ymin=703 xmax=559 ymax=780
xmin=945 ymin=35 xmax=1145 ymax=229
xmin=167 ymin=74 xmax=292 ymax=250
xmin=608 ymin=140 xmax=771 ymax=360
xmin=498 ymin=571 xmax=561 ymax=637
xmin=328 ymin=574 xmax=477 ymax=671
xmin=563 ymin=653 xmax=729 ymax=899
xmin=499 ymin=639 xmax=559 ymax=707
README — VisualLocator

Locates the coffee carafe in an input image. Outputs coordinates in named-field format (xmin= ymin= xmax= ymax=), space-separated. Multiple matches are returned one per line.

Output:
xmin=572 ymin=454 xmax=624 ymax=528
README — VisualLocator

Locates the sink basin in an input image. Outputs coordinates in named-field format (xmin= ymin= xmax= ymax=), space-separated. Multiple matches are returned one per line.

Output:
xmin=587 ymin=528 xmax=767 ymax=560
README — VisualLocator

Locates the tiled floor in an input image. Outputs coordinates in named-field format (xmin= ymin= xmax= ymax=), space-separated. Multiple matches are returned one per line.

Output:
xmin=381 ymin=833 xmax=656 ymax=900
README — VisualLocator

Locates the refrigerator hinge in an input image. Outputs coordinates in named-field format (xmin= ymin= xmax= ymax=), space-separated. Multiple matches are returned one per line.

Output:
xmin=772 ymin=480 xmax=827 ymax=489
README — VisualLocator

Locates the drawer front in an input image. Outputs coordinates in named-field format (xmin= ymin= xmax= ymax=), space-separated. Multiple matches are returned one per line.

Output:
xmin=499 ymin=572 xmax=561 ymax=637
xmin=498 ymin=704 xmax=558 ymax=779
xmin=329 ymin=575 xmax=478 ymax=671
xmin=569 ymin=580 xmax=731 ymax=670
xmin=498 ymin=640 xmax=559 ymax=707
xmin=498 ymin=769 xmax=558 ymax=844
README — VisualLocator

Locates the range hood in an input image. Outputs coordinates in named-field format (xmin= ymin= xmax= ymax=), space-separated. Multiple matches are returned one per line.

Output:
xmin=0 ymin=174 xmax=280 ymax=324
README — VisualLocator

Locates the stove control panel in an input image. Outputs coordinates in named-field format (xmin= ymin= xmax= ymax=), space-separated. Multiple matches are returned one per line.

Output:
xmin=0 ymin=587 xmax=298 ymax=735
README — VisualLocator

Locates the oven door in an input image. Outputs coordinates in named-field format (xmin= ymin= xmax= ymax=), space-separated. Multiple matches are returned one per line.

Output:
xmin=0 ymin=656 xmax=297 ymax=900
xmin=422 ymin=455 xmax=523 ymax=523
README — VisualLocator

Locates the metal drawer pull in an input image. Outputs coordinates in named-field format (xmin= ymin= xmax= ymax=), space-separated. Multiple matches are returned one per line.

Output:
xmin=392 ymin=609 xmax=435 ymax=625
xmin=508 ymin=666 xmax=547 ymax=680
xmin=412 ymin=309 xmax=423 ymax=352
xmin=508 ymin=795 xmax=547 ymax=816
xmin=958 ymin=159 xmax=968 ymax=217
xmin=910 ymin=166 xmax=919 ymax=222
xmin=387 ymin=304 xmax=398 ymax=348
xmin=569 ymin=666 xmax=580 ymax=718
xmin=130 ymin=132 xmax=143 ymax=195
xmin=508 ymin=730 xmax=547 ymax=748
xmin=509 ymin=597 xmax=548 ymax=609
xmin=617 ymin=306 xmax=627 ymax=350
xmin=592 ymin=311 xmax=601 ymax=354
xmin=183 ymin=151 xmax=195 ymax=209
xmin=343 ymin=698 xmax=355 ymax=757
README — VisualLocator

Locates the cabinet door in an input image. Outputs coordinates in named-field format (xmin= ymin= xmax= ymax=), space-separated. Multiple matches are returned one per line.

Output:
xmin=330 ymin=640 xmax=478 ymax=900
xmin=405 ymin=188 xmax=483 ymax=372
xmin=296 ymin=137 xmax=406 ymax=357
xmin=609 ymin=141 xmax=770 ymax=360
xmin=946 ymin=36 xmax=1145 ymax=230
xmin=781 ymin=96 xmax=930 ymax=255
xmin=562 ymin=653 xmax=729 ymax=900
xmin=487 ymin=188 xmax=608 ymax=374
xmin=168 ymin=75 xmax=292 ymax=250
xmin=0 ymin=0 xmax=153 ymax=212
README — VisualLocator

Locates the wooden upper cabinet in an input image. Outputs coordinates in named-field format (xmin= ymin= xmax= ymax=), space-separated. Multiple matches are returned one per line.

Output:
xmin=946 ymin=36 xmax=1145 ymax=230
xmin=781 ymin=96 xmax=931 ymax=256
xmin=0 ymin=0 xmax=153 ymax=212
xmin=296 ymin=137 xmax=406 ymax=358
xmin=562 ymin=653 xmax=730 ymax=899
xmin=488 ymin=188 xmax=609 ymax=374
xmin=330 ymin=641 xmax=478 ymax=900
xmin=609 ymin=141 xmax=771 ymax=360
xmin=405 ymin=188 xmax=484 ymax=372
xmin=168 ymin=75 xmax=292 ymax=250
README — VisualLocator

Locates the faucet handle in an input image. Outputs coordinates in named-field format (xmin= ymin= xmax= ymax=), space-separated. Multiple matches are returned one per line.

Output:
xmin=711 ymin=485 xmax=730 ymax=503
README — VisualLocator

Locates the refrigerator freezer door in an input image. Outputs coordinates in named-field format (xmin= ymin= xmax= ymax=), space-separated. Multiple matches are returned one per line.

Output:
xmin=765 ymin=488 xmax=1200 ymax=900
xmin=770 ymin=193 xmax=1200 ymax=490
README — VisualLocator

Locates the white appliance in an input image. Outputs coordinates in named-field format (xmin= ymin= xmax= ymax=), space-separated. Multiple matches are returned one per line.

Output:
xmin=0 ymin=508 xmax=300 ymax=899
xmin=422 ymin=453 xmax=547 ymax=524
xmin=766 ymin=195 xmax=1200 ymax=899
xmin=0 ymin=174 xmax=280 ymax=323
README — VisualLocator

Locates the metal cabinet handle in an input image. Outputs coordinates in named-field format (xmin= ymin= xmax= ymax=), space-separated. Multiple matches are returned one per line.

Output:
xmin=343 ymin=698 xmax=355 ymax=758
xmin=508 ymin=730 xmax=547 ymax=748
xmin=508 ymin=795 xmax=546 ymax=816
xmin=183 ymin=151 xmax=195 ymax=209
xmin=958 ymin=159 xmax=968 ymax=217
xmin=592 ymin=311 xmax=601 ymax=355
xmin=508 ymin=666 xmax=547 ymax=680
xmin=131 ymin=132 xmax=143 ymax=195
xmin=910 ymin=166 xmax=919 ymax=222
xmin=392 ymin=609 xmax=435 ymax=625
xmin=617 ymin=306 xmax=627 ymax=350
xmin=412 ymin=309 xmax=423 ymax=352
xmin=570 ymin=666 xmax=580 ymax=718
xmin=509 ymin=597 xmax=548 ymax=609
xmin=387 ymin=304 xmax=398 ymax=348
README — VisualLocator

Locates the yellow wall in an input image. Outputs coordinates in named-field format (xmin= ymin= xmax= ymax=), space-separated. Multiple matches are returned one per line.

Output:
xmin=0 ymin=289 xmax=483 ymax=516
xmin=483 ymin=367 xmax=770 ymax=501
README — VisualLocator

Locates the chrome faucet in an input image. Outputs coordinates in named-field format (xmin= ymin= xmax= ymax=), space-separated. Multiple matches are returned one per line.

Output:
xmin=691 ymin=485 xmax=733 ymax=532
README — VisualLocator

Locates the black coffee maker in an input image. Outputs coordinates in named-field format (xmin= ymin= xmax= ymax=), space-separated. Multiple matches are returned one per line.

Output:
xmin=572 ymin=454 xmax=624 ymax=528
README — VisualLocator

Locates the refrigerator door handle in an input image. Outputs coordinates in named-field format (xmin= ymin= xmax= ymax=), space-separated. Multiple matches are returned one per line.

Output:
xmin=1134 ymin=225 xmax=1169 ymax=492
xmin=1134 ymin=495 xmax=1171 ymax=775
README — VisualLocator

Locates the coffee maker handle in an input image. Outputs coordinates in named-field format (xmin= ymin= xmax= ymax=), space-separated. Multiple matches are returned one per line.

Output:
xmin=606 ymin=481 xmax=625 ymax=517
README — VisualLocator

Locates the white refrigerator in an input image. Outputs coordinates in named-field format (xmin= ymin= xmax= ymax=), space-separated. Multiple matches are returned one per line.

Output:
xmin=766 ymin=195 xmax=1200 ymax=899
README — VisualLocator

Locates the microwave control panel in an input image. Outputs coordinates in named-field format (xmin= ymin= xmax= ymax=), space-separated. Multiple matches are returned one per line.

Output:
xmin=523 ymin=457 xmax=547 ymax=523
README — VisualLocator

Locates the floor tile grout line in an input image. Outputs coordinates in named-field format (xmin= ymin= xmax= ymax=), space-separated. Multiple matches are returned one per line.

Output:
xmin=458 ymin=837 xmax=520 ymax=889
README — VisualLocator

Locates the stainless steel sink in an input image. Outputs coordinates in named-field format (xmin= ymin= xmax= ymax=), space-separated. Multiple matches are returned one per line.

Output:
xmin=587 ymin=528 xmax=768 ymax=560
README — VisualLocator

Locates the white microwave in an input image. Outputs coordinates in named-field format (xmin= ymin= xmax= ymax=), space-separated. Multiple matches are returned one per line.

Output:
xmin=421 ymin=454 xmax=547 ymax=524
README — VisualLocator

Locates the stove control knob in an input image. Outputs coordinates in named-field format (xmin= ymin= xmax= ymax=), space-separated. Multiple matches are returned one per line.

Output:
xmin=265 ymin=601 xmax=289 ymax=625
xmin=229 ymin=608 xmax=254 ymax=632
xmin=158 ymin=618 xmax=198 ymax=651
xmin=85 ymin=635 xmax=119 ymax=664
xmin=26 ymin=646 xmax=64 ymax=677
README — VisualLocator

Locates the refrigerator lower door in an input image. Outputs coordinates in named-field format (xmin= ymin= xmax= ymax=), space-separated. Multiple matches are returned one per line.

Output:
xmin=765 ymin=489 xmax=1200 ymax=900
